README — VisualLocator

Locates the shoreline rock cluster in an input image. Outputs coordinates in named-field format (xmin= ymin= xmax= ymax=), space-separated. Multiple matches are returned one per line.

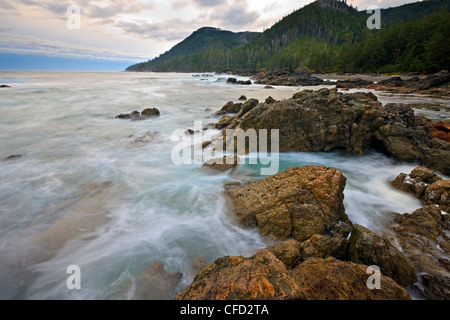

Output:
xmin=252 ymin=67 xmax=333 ymax=87
xmin=175 ymin=165 xmax=424 ymax=300
xmin=169 ymin=87 xmax=450 ymax=301
xmin=115 ymin=107 xmax=160 ymax=120
xmin=209 ymin=88 xmax=450 ymax=175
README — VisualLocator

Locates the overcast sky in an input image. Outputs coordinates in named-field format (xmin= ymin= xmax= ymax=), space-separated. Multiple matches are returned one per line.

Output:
xmin=0 ymin=0 xmax=421 ymax=71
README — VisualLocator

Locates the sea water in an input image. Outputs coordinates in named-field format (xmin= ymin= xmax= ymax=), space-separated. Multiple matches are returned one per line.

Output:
xmin=0 ymin=72 xmax=439 ymax=299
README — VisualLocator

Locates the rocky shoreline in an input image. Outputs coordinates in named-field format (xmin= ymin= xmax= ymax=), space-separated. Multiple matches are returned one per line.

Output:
xmin=172 ymin=86 xmax=450 ymax=300
xmin=131 ymin=75 xmax=449 ymax=300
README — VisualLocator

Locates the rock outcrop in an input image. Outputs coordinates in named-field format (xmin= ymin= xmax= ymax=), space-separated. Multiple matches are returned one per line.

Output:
xmin=347 ymin=224 xmax=417 ymax=287
xmin=388 ymin=205 xmax=450 ymax=300
xmin=391 ymin=167 xmax=449 ymax=211
xmin=175 ymin=244 xmax=411 ymax=300
xmin=115 ymin=108 xmax=160 ymax=120
xmin=252 ymin=68 xmax=333 ymax=87
xmin=224 ymin=166 xmax=352 ymax=242
xmin=210 ymin=88 xmax=449 ymax=174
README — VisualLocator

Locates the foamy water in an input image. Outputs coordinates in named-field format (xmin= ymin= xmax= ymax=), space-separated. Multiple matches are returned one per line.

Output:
xmin=0 ymin=72 xmax=434 ymax=299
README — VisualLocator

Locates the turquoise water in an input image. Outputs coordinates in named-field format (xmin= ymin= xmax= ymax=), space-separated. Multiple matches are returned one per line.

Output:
xmin=0 ymin=72 xmax=424 ymax=299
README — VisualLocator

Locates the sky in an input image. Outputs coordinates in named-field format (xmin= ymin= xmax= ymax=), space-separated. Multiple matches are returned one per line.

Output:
xmin=0 ymin=0 xmax=421 ymax=71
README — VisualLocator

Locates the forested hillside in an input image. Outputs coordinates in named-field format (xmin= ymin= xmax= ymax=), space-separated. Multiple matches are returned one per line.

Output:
xmin=126 ymin=0 xmax=450 ymax=74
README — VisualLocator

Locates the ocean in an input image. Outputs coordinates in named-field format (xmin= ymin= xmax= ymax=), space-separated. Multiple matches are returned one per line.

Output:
xmin=0 ymin=71 xmax=443 ymax=299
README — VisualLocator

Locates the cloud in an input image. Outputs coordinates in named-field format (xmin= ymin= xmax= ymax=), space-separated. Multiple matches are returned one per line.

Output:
xmin=116 ymin=19 xmax=197 ymax=42
xmin=210 ymin=0 xmax=260 ymax=29
xmin=192 ymin=0 xmax=227 ymax=7
xmin=0 ymin=33 xmax=150 ymax=61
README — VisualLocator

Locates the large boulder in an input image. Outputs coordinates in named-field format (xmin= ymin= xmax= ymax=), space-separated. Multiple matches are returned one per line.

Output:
xmin=175 ymin=247 xmax=411 ymax=300
xmin=224 ymin=166 xmax=352 ymax=242
xmin=347 ymin=224 xmax=417 ymax=287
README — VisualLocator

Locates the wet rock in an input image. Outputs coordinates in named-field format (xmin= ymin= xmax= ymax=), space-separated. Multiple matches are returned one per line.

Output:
xmin=299 ymin=234 xmax=347 ymax=261
xmin=267 ymin=239 xmax=302 ymax=269
xmin=202 ymin=156 xmax=240 ymax=172
xmin=431 ymin=121 xmax=450 ymax=142
xmin=215 ymin=101 xmax=242 ymax=115
xmin=0 ymin=85 xmax=11 ymax=88
xmin=264 ymin=96 xmax=276 ymax=104
xmin=290 ymin=257 xmax=411 ymax=300
xmin=252 ymin=69 xmax=331 ymax=87
xmin=4 ymin=154 xmax=22 ymax=161
xmin=264 ymin=85 xmax=275 ymax=89
xmin=115 ymin=113 xmax=131 ymax=119
xmin=202 ymin=141 xmax=212 ymax=149
xmin=391 ymin=167 xmax=442 ymax=200
xmin=133 ymin=262 xmax=183 ymax=300
xmin=175 ymin=249 xmax=302 ymax=300
xmin=226 ymin=77 xmax=237 ymax=84
xmin=238 ymin=95 xmax=247 ymax=101
xmin=224 ymin=166 xmax=352 ymax=242
xmin=176 ymin=250 xmax=411 ymax=300
xmin=420 ymin=274 xmax=450 ymax=300
xmin=389 ymin=205 xmax=450 ymax=299
xmin=347 ymin=224 xmax=417 ymax=287
xmin=421 ymin=150 xmax=450 ymax=176
xmin=336 ymin=78 xmax=373 ymax=89
xmin=141 ymin=108 xmax=160 ymax=118
xmin=424 ymin=180 xmax=450 ymax=209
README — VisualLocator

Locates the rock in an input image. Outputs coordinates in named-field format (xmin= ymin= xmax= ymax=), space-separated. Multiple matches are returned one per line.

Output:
xmin=264 ymin=96 xmax=276 ymax=104
xmin=116 ymin=108 xmax=160 ymax=120
xmin=133 ymin=262 xmax=183 ymax=300
xmin=214 ymin=115 xmax=233 ymax=130
xmin=141 ymin=108 xmax=160 ymax=117
xmin=0 ymin=85 xmax=11 ymax=88
xmin=215 ymin=101 xmax=242 ymax=115
xmin=4 ymin=154 xmax=22 ymax=161
xmin=347 ymin=224 xmax=417 ymax=287
xmin=175 ymin=249 xmax=302 ymax=300
xmin=115 ymin=113 xmax=131 ymax=119
xmin=391 ymin=167 xmax=442 ymax=200
xmin=226 ymin=78 xmax=237 ymax=84
xmin=336 ymin=78 xmax=373 ymax=89
xmin=226 ymin=78 xmax=251 ymax=85
xmin=424 ymin=180 xmax=450 ymax=209
xmin=389 ymin=205 xmax=450 ymax=299
xmin=299 ymin=234 xmax=347 ymax=261
xmin=267 ymin=239 xmax=302 ymax=269
xmin=420 ymin=274 xmax=450 ymax=300
xmin=421 ymin=150 xmax=450 ymax=176
xmin=238 ymin=95 xmax=247 ymax=101
xmin=202 ymin=156 xmax=240 ymax=172
xmin=176 ymin=250 xmax=411 ymax=300
xmin=264 ymin=85 xmax=275 ymax=89
xmin=224 ymin=166 xmax=352 ymax=242
xmin=252 ymin=69 xmax=330 ymax=87
xmin=290 ymin=257 xmax=411 ymax=300
xmin=431 ymin=121 xmax=450 ymax=142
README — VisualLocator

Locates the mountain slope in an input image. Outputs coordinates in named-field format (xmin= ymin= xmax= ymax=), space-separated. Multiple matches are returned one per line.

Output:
xmin=126 ymin=27 xmax=259 ymax=72
xmin=126 ymin=0 xmax=450 ymax=73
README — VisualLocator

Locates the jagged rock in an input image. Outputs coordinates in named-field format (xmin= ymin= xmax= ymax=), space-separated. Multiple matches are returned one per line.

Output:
xmin=421 ymin=149 xmax=450 ymax=176
xmin=424 ymin=180 xmax=450 ymax=209
xmin=431 ymin=121 xmax=450 ymax=142
xmin=299 ymin=234 xmax=347 ymax=261
xmin=391 ymin=167 xmax=442 ymax=200
xmin=175 ymin=249 xmax=411 ymax=300
xmin=252 ymin=69 xmax=331 ymax=87
xmin=264 ymin=96 xmax=276 ymax=104
xmin=133 ymin=262 xmax=183 ymax=300
xmin=202 ymin=156 xmax=240 ymax=172
xmin=347 ymin=224 xmax=417 ymax=287
xmin=215 ymin=101 xmax=242 ymax=115
xmin=289 ymin=257 xmax=411 ymax=300
xmin=224 ymin=166 xmax=352 ymax=242
xmin=267 ymin=239 xmax=302 ymax=269
xmin=389 ymin=205 xmax=450 ymax=299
